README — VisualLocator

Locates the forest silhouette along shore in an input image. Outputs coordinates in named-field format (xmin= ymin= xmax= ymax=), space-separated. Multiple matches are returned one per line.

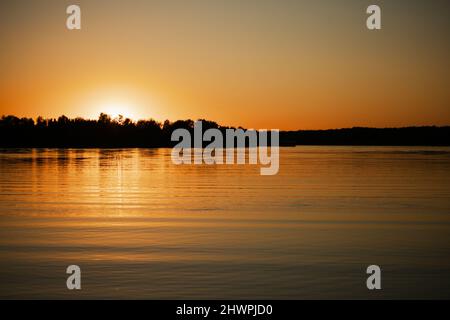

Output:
xmin=1 ymin=114 xmax=449 ymax=148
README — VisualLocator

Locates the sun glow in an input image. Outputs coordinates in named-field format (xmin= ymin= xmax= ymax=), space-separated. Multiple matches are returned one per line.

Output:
xmin=75 ymin=86 xmax=162 ymax=122
xmin=99 ymin=100 xmax=135 ymax=120
xmin=86 ymin=90 xmax=143 ymax=121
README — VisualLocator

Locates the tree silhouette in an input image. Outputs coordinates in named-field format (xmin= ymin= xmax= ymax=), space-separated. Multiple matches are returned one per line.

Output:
xmin=0 ymin=113 xmax=449 ymax=147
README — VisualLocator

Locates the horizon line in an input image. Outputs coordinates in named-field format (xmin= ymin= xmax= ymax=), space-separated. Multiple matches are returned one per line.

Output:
xmin=1 ymin=113 xmax=450 ymax=132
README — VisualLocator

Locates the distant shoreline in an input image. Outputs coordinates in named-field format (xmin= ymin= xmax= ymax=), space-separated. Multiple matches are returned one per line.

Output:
xmin=1 ymin=114 xmax=449 ymax=147
xmin=1 ymin=145 xmax=450 ymax=150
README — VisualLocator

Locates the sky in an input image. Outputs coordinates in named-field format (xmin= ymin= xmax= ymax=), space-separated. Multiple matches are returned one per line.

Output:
xmin=0 ymin=0 xmax=449 ymax=130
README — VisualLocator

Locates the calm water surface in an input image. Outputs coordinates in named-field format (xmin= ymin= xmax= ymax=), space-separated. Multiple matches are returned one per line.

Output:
xmin=0 ymin=146 xmax=450 ymax=299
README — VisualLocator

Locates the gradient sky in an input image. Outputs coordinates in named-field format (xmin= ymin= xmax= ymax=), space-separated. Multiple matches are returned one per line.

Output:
xmin=1 ymin=0 xmax=449 ymax=129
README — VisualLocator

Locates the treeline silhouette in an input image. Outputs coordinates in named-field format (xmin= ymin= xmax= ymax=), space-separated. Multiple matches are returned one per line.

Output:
xmin=281 ymin=127 xmax=450 ymax=146
xmin=0 ymin=114 xmax=236 ymax=148
xmin=1 ymin=114 xmax=449 ymax=147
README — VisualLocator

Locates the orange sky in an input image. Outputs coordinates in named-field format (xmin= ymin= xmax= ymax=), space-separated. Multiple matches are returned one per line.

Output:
xmin=1 ymin=0 xmax=449 ymax=130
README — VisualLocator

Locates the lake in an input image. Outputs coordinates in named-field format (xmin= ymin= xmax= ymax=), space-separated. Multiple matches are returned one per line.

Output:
xmin=0 ymin=146 xmax=450 ymax=299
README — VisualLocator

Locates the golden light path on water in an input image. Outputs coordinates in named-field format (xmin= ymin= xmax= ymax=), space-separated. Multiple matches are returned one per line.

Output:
xmin=0 ymin=146 xmax=450 ymax=299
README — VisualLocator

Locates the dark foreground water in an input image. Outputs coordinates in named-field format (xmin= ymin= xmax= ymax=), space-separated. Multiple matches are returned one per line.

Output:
xmin=0 ymin=146 xmax=449 ymax=299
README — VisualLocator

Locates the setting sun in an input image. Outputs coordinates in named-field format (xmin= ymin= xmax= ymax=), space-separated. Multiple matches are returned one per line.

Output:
xmin=98 ymin=100 xmax=135 ymax=120
xmin=75 ymin=86 xmax=158 ymax=121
